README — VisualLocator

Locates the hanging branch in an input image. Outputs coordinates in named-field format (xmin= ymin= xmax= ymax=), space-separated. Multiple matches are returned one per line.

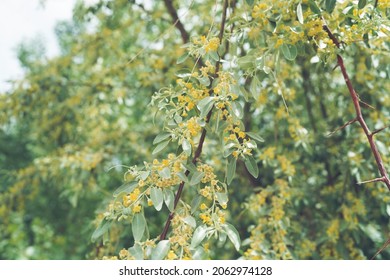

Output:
xmin=160 ymin=0 xmax=230 ymax=241
xmin=322 ymin=24 xmax=390 ymax=191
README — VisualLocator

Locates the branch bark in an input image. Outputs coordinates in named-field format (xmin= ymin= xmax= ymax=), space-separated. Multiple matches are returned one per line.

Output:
xmin=323 ymin=24 xmax=390 ymax=191
xmin=163 ymin=0 xmax=190 ymax=43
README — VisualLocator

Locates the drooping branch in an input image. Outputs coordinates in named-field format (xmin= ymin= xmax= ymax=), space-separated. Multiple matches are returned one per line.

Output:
xmin=322 ymin=24 xmax=390 ymax=191
xmin=160 ymin=0 xmax=230 ymax=241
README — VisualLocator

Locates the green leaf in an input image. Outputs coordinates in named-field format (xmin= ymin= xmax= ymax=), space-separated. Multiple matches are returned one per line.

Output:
xmin=191 ymin=196 xmax=202 ymax=214
xmin=152 ymin=139 xmax=170 ymax=155
xmin=308 ymin=0 xmax=321 ymax=15
xmin=198 ymin=76 xmax=211 ymax=86
xmin=216 ymin=192 xmax=228 ymax=205
xmin=197 ymin=97 xmax=214 ymax=118
xmin=158 ymin=167 xmax=171 ymax=179
xmin=192 ymin=246 xmax=207 ymax=260
xmin=237 ymin=55 xmax=255 ymax=68
xmin=91 ymin=219 xmax=112 ymax=242
xmin=190 ymin=225 xmax=208 ymax=249
xmin=132 ymin=213 xmax=146 ymax=242
xmin=297 ymin=3 xmax=304 ymax=24
xmin=280 ymin=44 xmax=297 ymax=61
xmin=208 ymin=51 xmax=219 ymax=61
xmin=358 ymin=0 xmax=367 ymax=9
xmin=113 ymin=181 xmax=138 ymax=197
xmin=245 ymin=0 xmax=254 ymax=6
xmin=244 ymin=155 xmax=259 ymax=178
xmin=325 ymin=0 xmax=336 ymax=13
xmin=231 ymin=101 xmax=243 ymax=119
xmin=250 ymin=76 xmax=260 ymax=100
xmin=176 ymin=53 xmax=189 ymax=64
xmin=226 ymin=156 xmax=236 ymax=185
xmin=129 ymin=244 xmax=144 ymax=260
xmin=246 ymin=131 xmax=265 ymax=142
xmin=150 ymin=187 xmax=164 ymax=211
xmin=151 ymin=240 xmax=170 ymax=260
xmin=183 ymin=216 xmax=197 ymax=228
xmin=223 ymin=223 xmax=241 ymax=251
xmin=153 ymin=132 xmax=171 ymax=145
xmin=190 ymin=171 xmax=204 ymax=186
xmin=176 ymin=171 xmax=189 ymax=183
xmin=182 ymin=138 xmax=192 ymax=156
xmin=163 ymin=189 xmax=175 ymax=211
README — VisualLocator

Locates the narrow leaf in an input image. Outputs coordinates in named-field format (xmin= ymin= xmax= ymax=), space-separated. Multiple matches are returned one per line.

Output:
xmin=91 ymin=219 xmax=112 ymax=242
xmin=151 ymin=240 xmax=170 ymax=260
xmin=280 ymin=44 xmax=297 ymax=61
xmin=113 ymin=181 xmax=138 ymax=197
xmin=325 ymin=0 xmax=336 ymax=13
xmin=176 ymin=53 xmax=189 ymax=64
xmin=153 ymin=132 xmax=171 ymax=145
xmin=183 ymin=216 xmax=197 ymax=228
xmin=176 ymin=171 xmax=189 ymax=183
xmin=244 ymin=155 xmax=259 ymax=178
xmin=297 ymin=3 xmax=304 ymax=24
xmin=190 ymin=171 xmax=205 ymax=186
xmin=132 ymin=213 xmax=146 ymax=242
xmin=226 ymin=156 xmax=237 ymax=185
xmin=308 ymin=0 xmax=321 ymax=15
xmin=246 ymin=131 xmax=265 ymax=142
xmin=223 ymin=223 xmax=241 ymax=251
xmin=231 ymin=101 xmax=243 ymax=119
xmin=358 ymin=0 xmax=367 ymax=9
xmin=191 ymin=225 xmax=208 ymax=249
xmin=197 ymin=97 xmax=214 ymax=119
xmin=216 ymin=192 xmax=228 ymax=205
xmin=150 ymin=187 xmax=164 ymax=211
xmin=152 ymin=140 xmax=170 ymax=155
xmin=158 ymin=167 xmax=171 ymax=179
xmin=129 ymin=244 xmax=144 ymax=260
xmin=163 ymin=189 xmax=175 ymax=211
xmin=182 ymin=139 xmax=192 ymax=156
xmin=191 ymin=196 xmax=202 ymax=214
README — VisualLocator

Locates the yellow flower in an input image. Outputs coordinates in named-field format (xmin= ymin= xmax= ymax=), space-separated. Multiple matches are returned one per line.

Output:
xmin=200 ymin=203 xmax=208 ymax=210
xmin=205 ymin=37 xmax=220 ymax=53
xmin=133 ymin=204 xmax=142 ymax=213
xmin=167 ymin=250 xmax=177 ymax=260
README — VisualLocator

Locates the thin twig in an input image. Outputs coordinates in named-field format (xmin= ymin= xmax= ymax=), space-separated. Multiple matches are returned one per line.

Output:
xmin=322 ymin=24 xmax=390 ymax=191
xmin=327 ymin=118 xmax=357 ymax=137
xmin=371 ymin=236 xmax=390 ymax=260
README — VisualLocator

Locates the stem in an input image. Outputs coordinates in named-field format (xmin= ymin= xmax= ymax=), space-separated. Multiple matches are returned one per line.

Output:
xmin=163 ymin=0 xmax=190 ymax=43
xmin=323 ymin=24 xmax=390 ymax=190
xmin=160 ymin=0 xmax=230 ymax=240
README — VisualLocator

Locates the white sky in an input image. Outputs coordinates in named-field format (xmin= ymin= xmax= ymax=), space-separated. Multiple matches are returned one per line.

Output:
xmin=0 ymin=0 xmax=96 ymax=91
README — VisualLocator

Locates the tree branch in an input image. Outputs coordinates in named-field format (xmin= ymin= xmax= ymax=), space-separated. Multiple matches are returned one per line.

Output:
xmin=323 ymin=24 xmax=390 ymax=191
xmin=163 ymin=0 xmax=190 ymax=43
xmin=160 ymin=0 xmax=231 ymax=240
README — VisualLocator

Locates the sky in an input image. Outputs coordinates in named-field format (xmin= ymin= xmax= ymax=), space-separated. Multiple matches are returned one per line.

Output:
xmin=0 ymin=0 xmax=94 ymax=91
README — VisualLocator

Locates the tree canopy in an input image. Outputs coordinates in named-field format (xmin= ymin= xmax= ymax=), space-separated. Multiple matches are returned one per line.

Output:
xmin=0 ymin=0 xmax=389 ymax=260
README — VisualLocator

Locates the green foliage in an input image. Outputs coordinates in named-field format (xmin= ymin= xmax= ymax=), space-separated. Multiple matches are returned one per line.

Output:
xmin=1 ymin=0 xmax=390 ymax=260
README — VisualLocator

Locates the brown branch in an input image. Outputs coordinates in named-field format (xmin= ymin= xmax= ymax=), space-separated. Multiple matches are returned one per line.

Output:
xmin=323 ymin=24 xmax=390 ymax=191
xmin=163 ymin=0 xmax=190 ymax=43
xmin=371 ymin=236 xmax=390 ymax=260
xmin=327 ymin=118 xmax=357 ymax=137
xmin=160 ymin=0 xmax=230 ymax=241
